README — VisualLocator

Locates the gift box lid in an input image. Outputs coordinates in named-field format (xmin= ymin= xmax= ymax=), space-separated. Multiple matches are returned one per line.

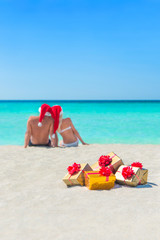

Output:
xmin=84 ymin=171 xmax=116 ymax=182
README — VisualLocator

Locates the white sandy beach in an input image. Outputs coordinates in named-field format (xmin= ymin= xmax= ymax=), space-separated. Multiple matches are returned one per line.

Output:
xmin=0 ymin=144 xmax=159 ymax=240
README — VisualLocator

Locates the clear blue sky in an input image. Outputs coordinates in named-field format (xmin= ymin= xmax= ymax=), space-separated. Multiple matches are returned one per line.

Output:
xmin=0 ymin=0 xmax=160 ymax=100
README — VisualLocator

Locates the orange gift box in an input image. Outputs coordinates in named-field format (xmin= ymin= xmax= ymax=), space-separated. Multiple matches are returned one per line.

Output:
xmin=84 ymin=171 xmax=116 ymax=190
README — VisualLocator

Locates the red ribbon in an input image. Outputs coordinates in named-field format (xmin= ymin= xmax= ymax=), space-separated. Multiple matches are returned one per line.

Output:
xmin=99 ymin=167 xmax=112 ymax=181
xmin=67 ymin=162 xmax=81 ymax=175
xmin=85 ymin=167 xmax=112 ymax=182
xmin=98 ymin=155 xmax=112 ymax=167
xmin=131 ymin=162 xmax=143 ymax=169
xmin=117 ymin=167 xmax=141 ymax=185
xmin=122 ymin=166 xmax=134 ymax=179
xmin=134 ymin=173 xmax=141 ymax=184
xmin=67 ymin=163 xmax=81 ymax=185
xmin=94 ymin=154 xmax=116 ymax=173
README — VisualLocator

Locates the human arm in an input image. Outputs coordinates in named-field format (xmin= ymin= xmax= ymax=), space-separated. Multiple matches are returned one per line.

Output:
xmin=49 ymin=122 xmax=58 ymax=147
xmin=24 ymin=119 xmax=32 ymax=148
xmin=69 ymin=118 xmax=89 ymax=145
xmin=55 ymin=132 xmax=58 ymax=147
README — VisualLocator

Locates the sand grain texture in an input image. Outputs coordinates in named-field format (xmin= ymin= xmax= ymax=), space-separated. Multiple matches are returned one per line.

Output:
xmin=0 ymin=144 xmax=159 ymax=240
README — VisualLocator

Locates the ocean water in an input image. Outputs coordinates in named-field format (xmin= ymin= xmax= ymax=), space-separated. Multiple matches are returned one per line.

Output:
xmin=0 ymin=101 xmax=160 ymax=145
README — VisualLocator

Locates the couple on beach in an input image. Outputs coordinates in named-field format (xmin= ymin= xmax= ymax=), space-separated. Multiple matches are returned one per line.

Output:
xmin=24 ymin=104 xmax=88 ymax=148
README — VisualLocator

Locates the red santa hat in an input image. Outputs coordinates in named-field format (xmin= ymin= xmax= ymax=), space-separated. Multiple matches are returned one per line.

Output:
xmin=38 ymin=104 xmax=63 ymax=137
xmin=51 ymin=105 xmax=63 ymax=135
xmin=38 ymin=104 xmax=55 ymax=127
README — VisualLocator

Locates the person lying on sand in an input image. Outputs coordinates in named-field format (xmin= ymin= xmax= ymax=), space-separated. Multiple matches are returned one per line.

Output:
xmin=57 ymin=116 xmax=88 ymax=147
xmin=24 ymin=104 xmax=62 ymax=148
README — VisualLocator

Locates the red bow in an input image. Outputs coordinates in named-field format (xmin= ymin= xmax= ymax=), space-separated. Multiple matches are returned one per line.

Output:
xmin=99 ymin=167 xmax=112 ymax=177
xmin=122 ymin=166 xmax=134 ymax=179
xmin=98 ymin=155 xmax=112 ymax=167
xmin=131 ymin=162 xmax=143 ymax=169
xmin=67 ymin=163 xmax=81 ymax=175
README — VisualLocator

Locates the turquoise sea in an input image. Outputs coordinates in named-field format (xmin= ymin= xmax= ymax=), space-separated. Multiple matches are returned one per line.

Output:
xmin=0 ymin=101 xmax=160 ymax=145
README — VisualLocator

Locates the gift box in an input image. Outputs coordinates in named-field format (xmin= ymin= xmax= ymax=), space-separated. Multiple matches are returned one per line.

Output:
xmin=115 ymin=165 xmax=148 ymax=187
xmin=63 ymin=163 xmax=92 ymax=187
xmin=84 ymin=170 xmax=116 ymax=190
xmin=91 ymin=152 xmax=123 ymax=174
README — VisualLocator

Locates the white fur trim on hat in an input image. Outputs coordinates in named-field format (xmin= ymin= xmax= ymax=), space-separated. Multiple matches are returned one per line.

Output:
xmin=38 ymin=107 xmax=51 ymax=116
xmin=38 ymin=122 xmax=42 ymax=127
xmin=45 ymin=112 xmax=51 ymax=116
xmin=52 ymin=134 xmax=55 ymax=138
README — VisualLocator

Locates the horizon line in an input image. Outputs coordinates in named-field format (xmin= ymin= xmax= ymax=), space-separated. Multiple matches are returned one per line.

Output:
xmin=0 ymin=99 xmax=160 ymax=102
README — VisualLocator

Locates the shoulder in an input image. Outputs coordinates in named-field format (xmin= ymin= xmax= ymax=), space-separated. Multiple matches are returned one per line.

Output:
xmin=27 ymin=116 xmax=38 ymax=124
xmin=63 ymin=118 xmax=72 ymax=123
xmin=28 ymin=116 xmax=35 ymax=122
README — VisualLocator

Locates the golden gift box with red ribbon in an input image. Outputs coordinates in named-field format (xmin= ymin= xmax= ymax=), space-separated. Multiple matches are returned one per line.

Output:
xmin=63 ymin=163 xmax=92 ymax=186
xmin=84 ymin=168 xmax=116 ymax=190
xmin=91 ymin=152 xmax=123 ymax=173
xmin=115 ymin=165 xmax=148 ymax=187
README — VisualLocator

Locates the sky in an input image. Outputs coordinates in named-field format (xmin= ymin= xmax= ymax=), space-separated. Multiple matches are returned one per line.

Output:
xmin=0 ymin=0 xmax=160 ymax=100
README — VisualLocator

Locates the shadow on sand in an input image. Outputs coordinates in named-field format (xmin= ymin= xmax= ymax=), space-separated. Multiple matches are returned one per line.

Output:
xmin=113 ymin=182 xmax=158 ymax=189
xmin=136 ymin=182 xmax=158 ymax=189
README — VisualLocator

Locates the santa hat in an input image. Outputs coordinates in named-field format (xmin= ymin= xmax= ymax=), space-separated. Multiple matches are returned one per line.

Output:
xmin=38 ymin=104 xmax=63 ymax=137
xmin=38 ymin=104 xmax=55 ymax=127
xmin=51 ymin=105 xmax=63 ymax=134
